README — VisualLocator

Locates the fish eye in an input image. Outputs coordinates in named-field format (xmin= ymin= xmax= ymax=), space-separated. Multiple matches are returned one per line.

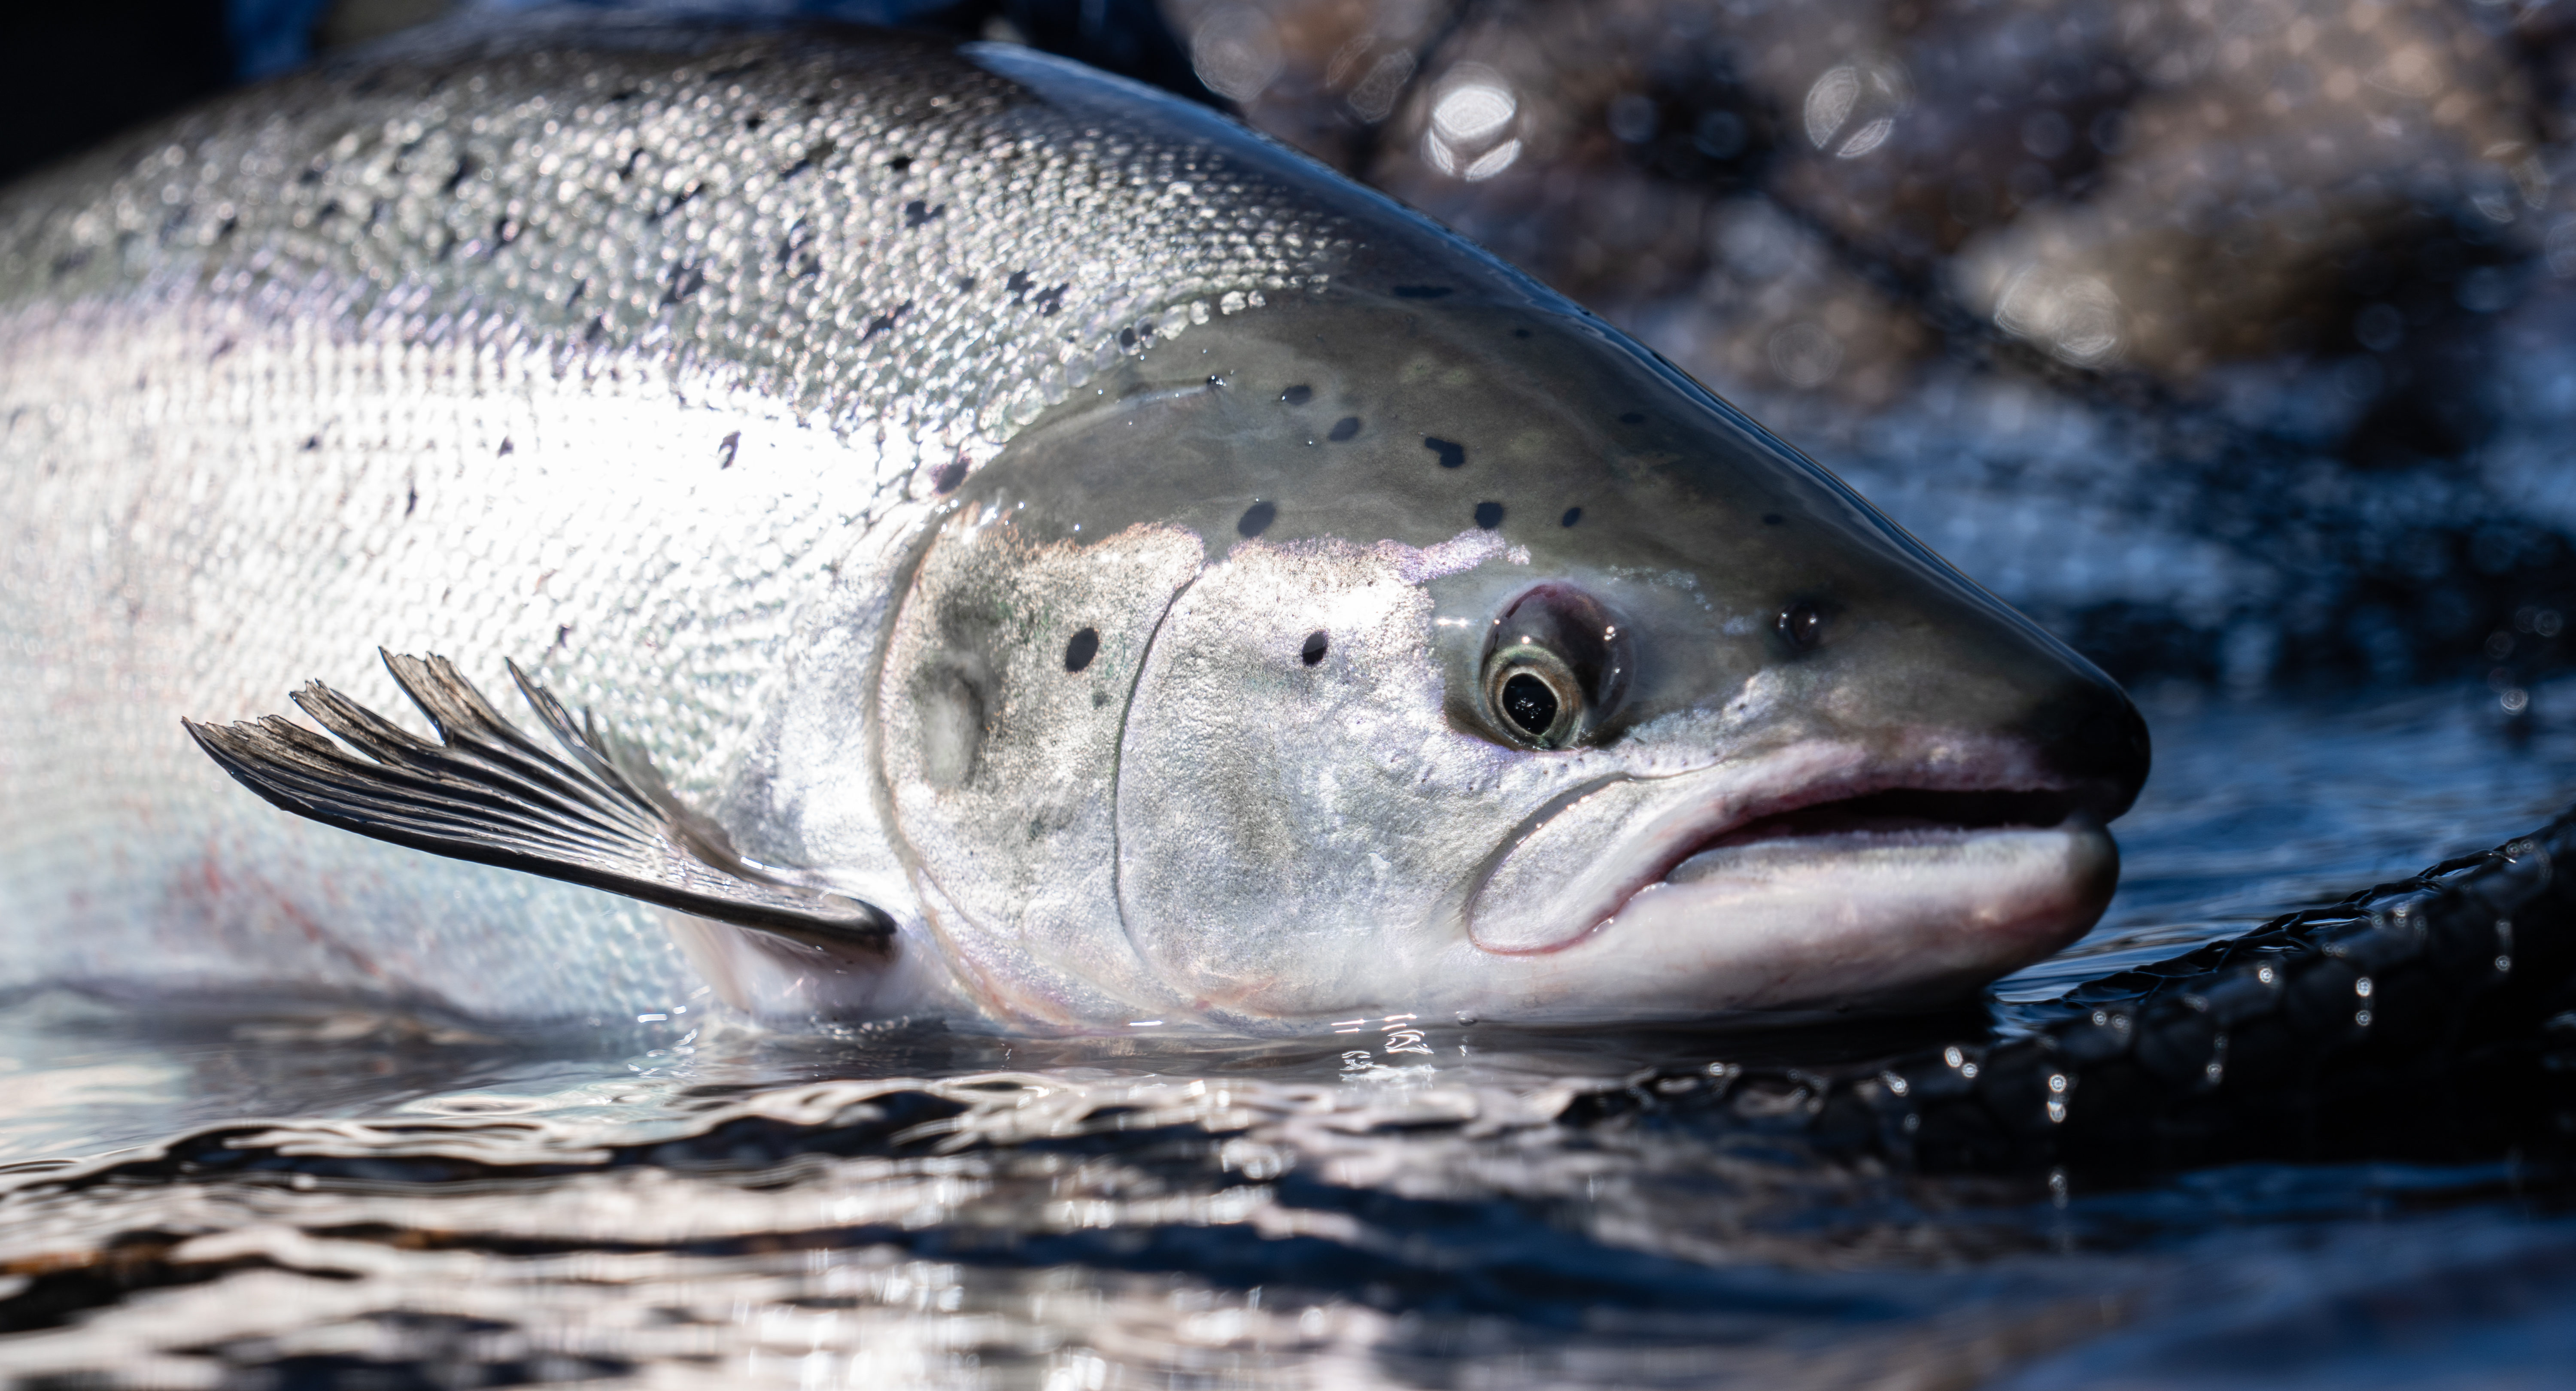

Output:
xmin=1479 ymin=584 xmax=1631 ymax=750
xmin=1497 ymin=664 xmax=1572 ymax=741
xmin=1778 ymin=602 xmax=1823 ymax=650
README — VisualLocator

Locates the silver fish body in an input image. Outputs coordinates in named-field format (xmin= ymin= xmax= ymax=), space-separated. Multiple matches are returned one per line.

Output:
xmin=0 ymin=15 xmax=2146 ymax=1033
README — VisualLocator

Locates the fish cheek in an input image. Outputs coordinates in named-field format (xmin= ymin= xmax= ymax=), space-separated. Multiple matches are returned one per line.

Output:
xmin=876 ymin=514 xmax=1203 ymax=1011
xmin=1115 ymin=540 xmax=1520 ymax=1017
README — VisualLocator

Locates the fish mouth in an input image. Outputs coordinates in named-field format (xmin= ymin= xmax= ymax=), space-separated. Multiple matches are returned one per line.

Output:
xmin=1659 ymin=787 xmax=2089 ymax=885
xmin=1461 ymin=741 xmax=2126 ymax=1010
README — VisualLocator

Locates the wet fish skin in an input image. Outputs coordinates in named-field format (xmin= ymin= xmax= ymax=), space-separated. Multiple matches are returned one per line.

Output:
xmin=0 ymin=16 xmax=1352 ymax=1023
xmin=0 ymin=15 xmax=2145 ymax=1031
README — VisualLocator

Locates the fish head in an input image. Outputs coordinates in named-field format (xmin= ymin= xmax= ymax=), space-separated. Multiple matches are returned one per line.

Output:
xmin=902 ymin=289 xmax=2146 ymax=1028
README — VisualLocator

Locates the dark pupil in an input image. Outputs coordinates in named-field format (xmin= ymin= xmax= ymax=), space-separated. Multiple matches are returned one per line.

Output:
xmin=1780 ymin=603 xmax=1822 ymax=649
xmin=1501 ymin=672 xmax=1559 ymax=737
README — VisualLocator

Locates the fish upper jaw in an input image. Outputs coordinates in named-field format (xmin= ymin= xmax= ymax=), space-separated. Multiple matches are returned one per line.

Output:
xmin=1458 ymin=731 xmax=2129 ymax=1011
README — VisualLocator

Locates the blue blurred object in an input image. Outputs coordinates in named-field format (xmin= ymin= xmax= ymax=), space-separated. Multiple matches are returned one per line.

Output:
xmin=225 ymin=0 xmax=1213 ymax=100
xmin=227 ymin=0 xmax=333 ymax=78
xmin=228 ymin=0 xmax=976 ymax=80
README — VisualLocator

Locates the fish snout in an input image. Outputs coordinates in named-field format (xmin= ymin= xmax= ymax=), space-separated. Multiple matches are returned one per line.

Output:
xmin=2008 ymin=661 xmax=2151 ymax=827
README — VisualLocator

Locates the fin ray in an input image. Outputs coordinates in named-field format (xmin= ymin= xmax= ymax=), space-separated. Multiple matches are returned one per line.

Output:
xmin=186 ymin=653 xmax=892 ymax=951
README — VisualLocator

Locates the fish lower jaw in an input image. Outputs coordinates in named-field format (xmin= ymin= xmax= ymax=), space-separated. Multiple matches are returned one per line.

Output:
xmin=1661 ymin=786 xmax=2092 ymax=884
xmin=1662 ymin=823 xmax=2042 ymax=887
xmin=1461 ymin=822 xmax=2120 ymax=1021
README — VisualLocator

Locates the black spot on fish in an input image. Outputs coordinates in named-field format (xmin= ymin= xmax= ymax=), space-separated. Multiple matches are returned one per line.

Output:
xmin=1005 ymin=270 xmax=1033 ymax=301
xmin=1561 ymin=507 xmax=1583 ymax=527
xmin=1780 ymin=603 xmax=1823 ymax=650
xmin=405 ymin=483 xmax=418 ymax=517
xmin=1329 ymin=416 xmax=1361 ymax=441
xmin=705 ymin=59 xmax=763 ymax=80
xmin=956 ymin=276 xmax=977 ymax=292
xmin=443 ymin=156 xmax=474 ymax=195
xmin=553 ymin=624 xmax=573 ymax=654
xmin=1301 ymin=631 xmax=1329 ymax=666
xmin=208 ymin=338 xmax=234 ymax=362
xmin=213 ymin=215 xmax=238 ymax=243
xmin=606 ymin=88 xmax=638 ymax=103
xmin=661 ymin=262 xmax=705 ymax=306
xmin=780 ymin=140 xmax=835 ymax=181
xmin=1474 ymin=501 xmax=1505 ymax=529
xmin=1237 ymin=501 xmax=1276 ymax=538
xmin=650 ymin=183 xmax=701 ymax=223
xmin=1620 ymin=412 xmax=1645 ymax=424
xmin=585 ymin=316 xmax=609 ymax=343
xmin=1281 ymin=384 xmax=1312 ymax=406
xmin=932 ymin=459 xmax=969 ymax=493
xmin=903 ymin=200 xmax=945 ymax=228
xmin=617 ymin=148 xmax=645 ymax=180
xmin=1393 ymin=285 xmax=1455 ymax=299
xmin=1031 ymin=283 xmax=1070 ymax=316
xmin=744 ymin=113 xmax=765 ymax=132
xmin=1425 ymin=437 xmax=1467 ymax=469
xmin=1762 ymin=513 xmax=1785 ymax=525
xmin=861 ymin=301 xmax=913 ymax=341
xmin=302 ymin=435 xmax=322 ymax=452
xmin=498 ymin=438 xmax=514 ymax=456
xmin=887 ymin=155 xmax=914 ymax=173
xmin=718 ymin=432 xmax=741 ymax=468
xmin=1064 ymin=628 xmax=1100 ymax=672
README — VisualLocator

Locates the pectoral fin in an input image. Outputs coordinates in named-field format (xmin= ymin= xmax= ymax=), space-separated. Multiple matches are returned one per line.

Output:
xmin=185 ymin=651 xmax=892 ymax=952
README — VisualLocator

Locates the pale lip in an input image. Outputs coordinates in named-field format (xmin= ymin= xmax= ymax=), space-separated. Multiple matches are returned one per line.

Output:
xmin=1463 ymin=733 xmax=2126 ymax=959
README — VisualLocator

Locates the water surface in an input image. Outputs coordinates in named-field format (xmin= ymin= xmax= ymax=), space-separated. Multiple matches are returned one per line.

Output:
xmin=0 ymin=682 xmax=2569 ymax=1387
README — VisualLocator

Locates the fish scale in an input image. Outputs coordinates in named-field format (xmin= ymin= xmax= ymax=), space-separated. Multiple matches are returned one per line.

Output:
xmin=0 ymin=13 xmax=2149 ymax=1031
xmin=0 ymin=18 xmax=1353 ymax=1024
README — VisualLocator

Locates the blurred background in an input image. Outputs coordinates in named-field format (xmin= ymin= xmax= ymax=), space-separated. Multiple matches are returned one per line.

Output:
xmin=12 ymin=0 xmax=2576 ymax=708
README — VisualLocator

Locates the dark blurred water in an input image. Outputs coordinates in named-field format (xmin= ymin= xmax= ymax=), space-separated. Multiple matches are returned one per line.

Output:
xmin=0 ymin=681 xmax=2569 ymax=1387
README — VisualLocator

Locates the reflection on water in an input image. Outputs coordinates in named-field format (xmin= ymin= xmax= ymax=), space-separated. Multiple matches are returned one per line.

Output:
xmin=0 ymin=687 xmax=2568 ymax=1386
xmin=1997 ymin=675 xmax=2576 ymax=1003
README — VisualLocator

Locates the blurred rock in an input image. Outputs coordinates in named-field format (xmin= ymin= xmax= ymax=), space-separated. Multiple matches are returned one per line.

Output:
xmin=1157 ymin=0 xmax=2576 ymax=693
